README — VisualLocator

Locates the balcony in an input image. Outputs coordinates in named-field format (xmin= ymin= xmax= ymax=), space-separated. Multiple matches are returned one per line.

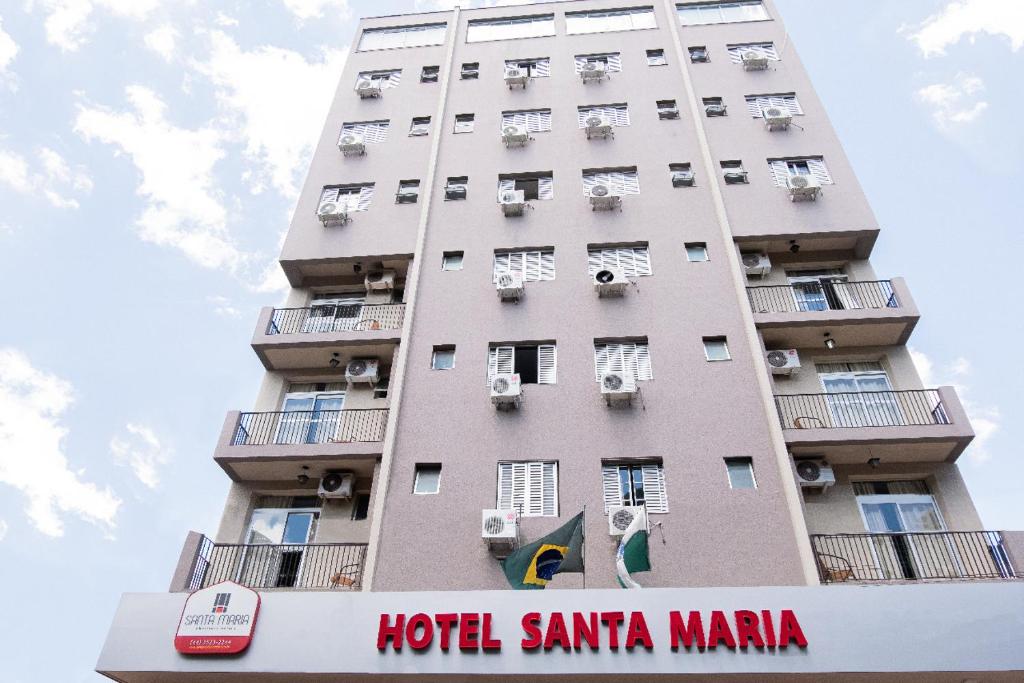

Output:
xmin=812 ymin=531 xmax=1019 ymax=584
xmin=252 ymin=303 xmax=405 ymax=371
xmin=775 ymin=387 xmax=974 ymax=463
xmin=748 ymin=278 xmax=919 ymax=347
xmin=214 ymin=409 xmax=389 ymax=480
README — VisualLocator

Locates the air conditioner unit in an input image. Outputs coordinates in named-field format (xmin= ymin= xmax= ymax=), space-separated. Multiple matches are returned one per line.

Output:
xmin=705 ymin=103 xmax=728 ymax=117
xmin=723 ymin=170 xmax=747 ymax=184
xmin=608 ymin=505 xmax=644 ymax=537
xmin=588 ymin=184 xmax=621 ymax=211
xmin=495 ymin=271 xmax=524 ymax=301
xmin=584 ymin=114 xmax=612 ymax=139
xmin=741 ymin=50 xmax=769 ymax=71
xmin=787 ymin=174 xmax=821 ymax=201
xmin=741 ymin=253 xmax=771 ymax=278
xmin=580 ymin=60 xmax=606 ymax=81
xmin=504 ymin=66 xmax=528 ymax=88
xmin=671 ymin=170 xmax=695 ymax=187
xmin=482 ymin=508 xmax=519 ymax=548
xmin=364 ymin=269 xmax=396 ymax=292
xmin=337 ymin=131 xmax=366 ymax=156
xmin=345 ymin=358 xmax=380 ymax=384
xmin=593 ymin=267 xmax=628 ymax=297
xmin=499 ymin=189 xmax=527 ymax=217
xmin=317 ymin=196 xmax=349 ymax=226
xmin=501 ymin=124 xmax=529 ymax=147
xmin=355 ymin=78 xmax=382 ymax=98
xmin=600 ymin=371 xmax=637 ymax=405
xmin=490 ymin=373 xmax=522 ymax=408
xmin=794 ymin=459 xmax=836 ymax=489
xmin=765 ymin=348 xmax=801 ymax=375
xmin=318 ymin=472 xmax=354 ymax=499
xmin=762 ymin=106 xmax=792 ymax=130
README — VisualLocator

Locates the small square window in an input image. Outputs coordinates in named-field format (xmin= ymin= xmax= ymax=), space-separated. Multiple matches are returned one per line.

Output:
xmin=410 ymin=117 xmax=431 ymax=136
xmin=703 ymin=337 xmax=731 ymax=361
xmin=685 ymin=242 xmax=709 ymax=262
xmin=646 ymin=49 xmax=666 ymax=66
xmin=669 ymin=162 xmax=694 ymax=187
xmin=445 ymin=176 xmax=468 ymax=200
xmin=461 ymin=62 xmax=479 ymax=79
xmin=721 ymin=160 xmax=748 ymax=184
xmin=396 ymin=180 xmax=420 ymax=204
xmin=725 ymin=458 xmax=756 ymax=489
xmin=432 ymin=346 xmax=455 ymax=370
xmin=442 ymin=251 xmax=464 ymax=271
xmin=414 ymin=464 xmax=441 ymax=494
xmin=703 ymin=97 xmax=727 ymax=117
xmin=421 ymin=66 xmax=439 ymax=83
xmin=657 ymin=100 xmax=680 ymax=120
xmin=351 ymin=492 xmax=371 ymax=520
xmin=454 ymin=114 xmax=475 ymax=134
xmin=688 ymin=46 xmax=709 ymax=63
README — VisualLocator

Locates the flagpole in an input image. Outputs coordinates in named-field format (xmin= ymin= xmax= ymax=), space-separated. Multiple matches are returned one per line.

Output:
xmin=582 ymin=504 xmax=586 ymax=590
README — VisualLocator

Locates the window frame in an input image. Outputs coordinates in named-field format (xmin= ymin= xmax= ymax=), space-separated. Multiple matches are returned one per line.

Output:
xmin=725 ymin=458 xmax=757 ymax=489
xmin=453 ymin=113 xmax=475 ymax=134
xmin=496 ymin=461 xmax=558 ymax=517
xmin=646 ymin=48 xmax=667 ymax=66
xmin=442 ymin=251 xmax=464 ymax=271
xmin=685 ymin=242 xmax=709 ymax=262
xmin=593 ymin=340 xmax=653 ymax=381
xmin=703 ymin=337 xmax=731 ymax=361
xmin=413 ymin=464 xmax=442 ymax=495
xmin=431 ymin=346 xmax=456 ymax=370
xmin=467 ymin=15 xmax=556 ymax=43
xmin=445 ymin=176 xmax=468 ymax=200
xmin=587 ymin=244 xmax=652 ymax=277
xmin=357 ymin=24 xmax=447 ymax=51
xmin=409 ymin=116 xmax=431 ymax=136
xmin=420 ymin=65 xmax=439 ymax=83
xmin=565 ymin=7 xmax=657 ymax=35
xmin=676 ymin=1 xmax=770 ymax=27
xmin=487 ymin=343 xmax=558 ymax=385
xmin=460 ymin=62 xmax=479 ymax=79
xmin=601 ymin=461 xmax=669 ymax=513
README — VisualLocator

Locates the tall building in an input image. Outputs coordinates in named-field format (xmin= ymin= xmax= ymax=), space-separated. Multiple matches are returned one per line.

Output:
xmin=98 ymin=1 xmax=1024 ymax=680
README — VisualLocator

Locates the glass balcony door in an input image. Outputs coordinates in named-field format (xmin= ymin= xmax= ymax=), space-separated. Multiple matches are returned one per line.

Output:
xmin=819 ymin=370 xmax=903 ymax=427
xmin=787 ymin=269 xmax=853 ymax=312
xmin=858 ymin=493 xmax=959 ymax=580
xmin=239 ymin=508 xmax=319 ymax=588
xmin=303 ymin=293 xmax=365 ymax=333
xmin=275 ymin=391 xmax=345 ymax=444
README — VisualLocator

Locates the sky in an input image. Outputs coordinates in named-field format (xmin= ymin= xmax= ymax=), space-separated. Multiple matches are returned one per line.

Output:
xmin=0 ymin=0 xmax=1021 ymax=680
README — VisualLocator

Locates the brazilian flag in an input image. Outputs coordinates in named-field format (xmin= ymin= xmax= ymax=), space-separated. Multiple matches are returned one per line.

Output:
xmin=501 ymin=512 xmax=585 ymax=589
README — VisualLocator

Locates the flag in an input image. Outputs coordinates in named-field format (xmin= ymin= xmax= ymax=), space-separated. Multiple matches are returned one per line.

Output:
xmin=501 ymin=512 xmax=585 ymax=590
xmin=615 ymin=507 xmax=650 ymax=589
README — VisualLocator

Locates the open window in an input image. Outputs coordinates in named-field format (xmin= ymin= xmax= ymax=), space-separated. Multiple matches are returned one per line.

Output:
xmin=487 ymin=344 xmax=556 ymax=385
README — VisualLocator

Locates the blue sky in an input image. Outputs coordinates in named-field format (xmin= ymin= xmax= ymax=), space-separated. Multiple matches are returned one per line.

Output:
xmin=0 ymin=0 xmax=1021 ymax=680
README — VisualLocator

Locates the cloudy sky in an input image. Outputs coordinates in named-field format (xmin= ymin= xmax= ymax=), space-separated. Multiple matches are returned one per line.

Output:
xmin=0 ymin=0 xmax=1021 ymax=680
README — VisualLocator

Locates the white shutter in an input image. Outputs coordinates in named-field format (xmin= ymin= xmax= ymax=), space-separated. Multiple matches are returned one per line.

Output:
xmin=582 ymin=170 xmax=640 ymax=196
xmin=501 ymin=109 xmax=552 ymax=133
xmin=493 ymin=250 xmax=555 ymax=282
xmin=770 ymin=158 xmax=832 ymax=185
xmin=537 ymin=176 xmax=554 ymax=200
xmin=499 ymin=462 xmax=556 ymax=517
xmin=641 ymin=465 xmax=668 ymax=513
xmin=342 ymin=120 xmax=390 ymax=144
xmin=540 ymin=461 xmax=557 ymax=516
xmin=487 ymin=346 xmax=515 ymax=384
xmin=745 ymin=94 xmax=802 ymax=117
xmin=357 ymin=69 xmax=401 ymax=88
xmin=728 ymin=43 xmax=779 ymax=63
xmin=537 ymin=344 xmax=556 ymax=384
xmin=595 ymin=342 xmax=652 ymax=381
xmin=506 ymin=58 xmax=551 ymax=77
xmin=807 ymin=158 xmax=832 ymax=184
xmin=602 ymin=466 xmax=624 ymax=512
xmin=355 ymin=184 xmax=375 ymax=211
xmin=634 ymin=343 xmax=653 ymax=380
xmin=768 ymin=160 xmax=790 ymax=187
xmin=577 ymin=104 xmax=630 ymax=127
xmin=497 ymin=462 xmax=528 ymax=512
xmin=574 ymin=53 xmax=621 ymax=73
xmin=587 ymin=247 xmax=651 ymax=277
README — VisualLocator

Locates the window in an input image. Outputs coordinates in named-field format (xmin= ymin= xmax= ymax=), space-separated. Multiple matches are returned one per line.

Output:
xmin=351 ymin=493 xmax=370 ymax=520
xmin=703 ymin=97 xmax=727 ymax=116
xmin=505 ymin=57 xmax=550 ymax=77
xmin=728 ymin=42 xmax=779 ymax=63
xmin=815 ymin=361 xmax=903 ymax=428
xmin=688 ymin=46 xmax=709 ymax=63
xmin=454 ymin=113 xmax=475 ymax=134
xmin=657 ymin=99 xmax=680 ymax=119
xmin=582 ymin=168 xmax=640 ymax=196
xmin=577 ymin=104 xmax=630 ymax=127
xmin=493 ymin=249 xmax=555 ymax=283
xmin=319 ymin=184 xmax=375 ymax=213
xmin=431 ymin=346 xmax=455 ymax=370
xmin=358 ymin=23 xmax=447 ymax=51
xmin=356 ymin=69 xmax=402 ymax=89
xmin=496 ymin=461 xmax=557 ymax=517
xmin=497 ymin=173 xmax=553 ymax=201
xmin=395 ymin=180 xmax=419 ymax=204
xmin=602 ymin=462 xmax=668 ymax=512
xmin=445 ymin=176 xmax=468 ymax=200
xmin=488 ymin=344 xmax=557 ymax=385
xmin=588 ymin=245 xmax=652 ymax=277
xmin=768 ymin=157 xmax=833 ymax=185
xmin=467 ymin=15 xmax=555 ymax=42
xmin=566 ymin=7 xmax=656 ymax=34
xmin=669 ymin=162 xmax=695 ymax=187
xmin=501 ymin=109 xmax=552 ymax=133
xmin=373 ymin=371 xmax=390 ymax=400
xmin=420 ymin=65 xmax=439 ymax=83
xmin=677 ymin=2 xmax=769 ymax=26
xmin=574 ymin=53 xmax=622 ymax=73
xmin=409 ymin=117 xmax=431 ymax=136
xmin=746 ymin=93 xmax=802 ymax=117
xmin=685 ymin=242 xmax=709 ymax=262
xmin=442 ymin=251 xmax=464 ymax=270
xmin=721 ymin=160 xmax=748 ymax=184
xmin=725 ymin=458 xmax=756 ymax=489
xmin=703 ymin=337 xmax=731 ymax=361
xmin=340 ymin=120 xmax=390 ymax=145
xmin=854 ymin=481 xmax=947 ymax=545
xmin=594 ymin=341 xmax=653 ymax=381
xmin=647 ymin=48 xmax=667 ymax=66
xmin=413 ymin=464 xmax=442 ymax=494
xmin=460 ymin=62 xmax=479 ymax=79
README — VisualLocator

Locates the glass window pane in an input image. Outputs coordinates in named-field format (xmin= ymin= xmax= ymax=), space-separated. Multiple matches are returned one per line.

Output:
xmin=282 ymin=512 xmax=314 ymax=544
xmin=704 ymin=338 xmax=730 ymax=361
xmin=726 ymin=459 xmax=756 ymax=489
xmin=414 ymin=465 xmax=441 ymax=494
xmin=432 ymin=348 xmax=455 ymax=369
xmin=686 ymin=243 xmax=708 ymax=261
xmin=247 ymin=509 xmax=287 ymax=544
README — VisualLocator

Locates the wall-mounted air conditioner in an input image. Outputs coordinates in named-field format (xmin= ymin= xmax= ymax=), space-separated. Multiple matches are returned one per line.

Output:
xmin=338 ymin=132 xmax=366 ymax=156
xmin=794 ymin=459 xmax=835 ymax=489
xmin=504 ymin=66 xmax=528 ymax=88
xmin=741 ymin=51 xmax=769 ymax=71
xmin=355 ymin=78 xmax=382 ymax=98
xmin=589 ymin=184 xmax=621 ymax=211
xmin=499 ymin=189 xmax=527 ymax=217
xmin=345 ymin=358 xmax=380 ymax=384
xmin=765 ymin=349 xmax=801 ymax=375
xmin=482 ymin=508 xmax=519 ymax=552
xmin=761 ymin=106 xmax=792 ymax=130
xmin=741 ymin=253 xmax=771 ymax=278
xmin=490 ymin=373 xmax=522 ymax=409
xmin=607 ymin=505 xmax=644 ymax=537
xmin=364 ymin=270 xmax=395 ymax=292
xmin=584 ymin=114 xmax=612 ymax=140
xmin=580 ymin=61 xmax=607 ymax=82
xmin=600 ymin=371 xmax=636 ymax=405
xmin=787 ymin=174 xmax=821 ymax=201
xmin=317 ymin=196 xmax=349 ymax=226
xmin=496 ymin=272 xmax=524 ymax=302
xmin=594 ymin=267 xmax=628 ymax=297
xmin=501 ymin=124 xmax=530 ymax=147
xmin=318 ymin=472 xmax=354 ymax=499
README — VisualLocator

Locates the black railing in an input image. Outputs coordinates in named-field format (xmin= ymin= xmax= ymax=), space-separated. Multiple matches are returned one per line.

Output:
xmin=774 ymin=390 xmax=948 ymax=430
xmin=268 ymin=304 xmax=405 ymax=335
xmin=231 ymin=409 xmax=389 ymax=445
xmin=812 ymin=531 xmax=1016 ymax=583
xmin=189 ymin=541 xmax=368 ymax=590
xmin=747 ymin=280 xmax=898 ymax=314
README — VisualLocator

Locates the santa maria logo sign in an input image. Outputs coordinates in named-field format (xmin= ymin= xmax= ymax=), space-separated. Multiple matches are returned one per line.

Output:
xmin=174 ymin=581 xmax=260 ymax=655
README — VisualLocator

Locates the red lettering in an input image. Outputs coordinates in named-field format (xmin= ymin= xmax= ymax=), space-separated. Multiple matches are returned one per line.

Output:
xmin=377 ymin=613 xmax=404 ymax=651
xmin=544 ymin=612 xmax=571 ymax=650
xmin=481 ymin=613 xmax=502 ymax=651
xmin=707 ymin=610 xmax=737 ymax=649
xmin=406 ymin=613 xmax=433 ymax=650
xmin=521 ymin=612 xmax=543 ymax=650
xmin=669 ymin=610 xmax=706 ymax=650
xmin=734 ymin=610 xmax=764 ymax=648
xmin=761 ymin=610 xmax=777 ymax=648
xmin=435 ymin=613 xmax=457 ymax=651
xmin=600 ymin=611 xmax=625 ymax=650
xmin=625 ymin=612 xmax=653 ymax=650
xmin=778 ymin=610 xmax=808 ymax=648
xmin=573 ymin=612 xmax=599 ymax=650
xmin=459 ymin=613 xmax=480 ymax=651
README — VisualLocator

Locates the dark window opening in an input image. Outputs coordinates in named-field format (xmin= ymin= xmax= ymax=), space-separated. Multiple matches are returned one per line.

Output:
xmin=445 ymin=176 xmax=468 ymax=200
xmin=461 ymin=62 xmax=479 ymax=79
xmin=657 ymin=100 xmax=680 ymax=120
xmin=421 ymin=66 xmax=439 ymax=83
xmin=514 ymin=178 xmax=540 ymax=200
xmin=514 ymin=345 xmax=539 ymax=384
xmin=352 ymin=493 xmax=370 ymax=520
xmin=689 ymin=46 xmax=709 ymax=63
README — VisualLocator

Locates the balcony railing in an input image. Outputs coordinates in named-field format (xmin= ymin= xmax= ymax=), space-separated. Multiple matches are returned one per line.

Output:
xmin=747 ymin=280 xmax=898 ymax=314
xmin=231 ymin=409 xmax=389 ymax=445
xmin=268 ymin=303 xmax=405 ymax=335
xmin=189 ymin=538 xmax=368 ymax=590
xmin=811 ymin=531 xmax=1017 ymax=583
xmin=774 ymin=390 xmax=948 ymax=430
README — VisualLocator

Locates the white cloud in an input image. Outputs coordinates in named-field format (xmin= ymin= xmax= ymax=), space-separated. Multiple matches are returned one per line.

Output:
xmin=0 ymin=15 xmax=19 ymax=81
xmin=110 ymin=423 xmax=171 ymax=488
xmin=906 ymin=0 xmax=1024 ymax=57
xmin=30 ymin=0 xmax=164 ymax=52
xmin=280 ymin=0 xmax=350 ymax=21
xmin=916 ymin=72 xmax=989 ymax=130
xmin=0 ymin=348 xmax=121 ymax=537
xmin=0 ymin=145 xmax=92 ymax=208
xmin=193 ymin=30 xmax=345 ymax=198
xmin=214 ymin=12 xmax=238 ymax=27
xmin=144 ymin=23 xmax=178 ymax=62
xmin=207 ymin=294 xmax=241 ymax=318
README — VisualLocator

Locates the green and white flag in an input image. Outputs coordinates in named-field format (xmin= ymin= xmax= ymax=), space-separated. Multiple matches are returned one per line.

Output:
xmin=615 ymin=507 xmax=651 ymax=589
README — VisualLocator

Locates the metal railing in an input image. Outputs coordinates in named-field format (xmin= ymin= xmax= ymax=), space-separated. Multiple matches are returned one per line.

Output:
xmin=189 ymin=540 xmax=368 ymax=590
xmin=268 ymin=304 xmax=405 ymax=335
xmin=774 ymin=390 xmax=948 ymax=430
xmin=231 ymin=409 xmax=389 ymax=445
xmin=811 ymin=531 xmax=1017 ymax=583
xmin=747 ymin=280 xmax=898 ymax=314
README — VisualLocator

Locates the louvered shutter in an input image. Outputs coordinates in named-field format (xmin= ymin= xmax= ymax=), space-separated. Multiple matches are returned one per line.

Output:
xmin=577 ymin=105 xmax=630 ymax=127
xmin=768 ymin=160 xmax=790 ymax=186
xmin=745 ymin=95 xmax=802 ymax=117
xmin=355 ymin=184 xmax=375 ymax=211
xmin=492 ymin=252 xmax=510 ymax=281
xmin=590 ymin=246 xmax=656 ymax=277
xmin=595 ymin=342 xmax=652 ymax=381
xmin=342 ymin=120 xmax=390 ymax=144
xmin=494 ymin=250 xmax=555 ymax=282
xmin=358 ymin=70 xmax=401 ymax=89
xmin=634 ymin=343 xmax=653 ymax=380
xmin=497 ymin=462 xmax=527 ymax=511
xmin=537 ymin=344 xmax=556 ymax=384
xmin=501 ymin=110 xmax=552 ymax=133
xmin=497 ymin=178 xmax=515 ymax=200
xmin=487 ymin=346 xmax=515 ymax=384
xmin=807 ymin=158 xmax=832 ymax=184
xmin=537 ymin=176 xmax=554 ymax=200
xmin=574 ymin=53 xmax=621 ymax=73
xmin=641 ymin=465 xmax=668 ymax=513
xmin=498 ymin=462 xmax=556 ymax=516
xmin=602 ymin=466 xmax=624 ymax=512
xmin=582 ymin=170 xmax=640 ymax=196
xmin=506 ymin=58 xmax=551 ymax=77
xmin=728 ymin=43 xmax=778 ymax=63
xmin=539 ymin=462 xmax=557 ymax=516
